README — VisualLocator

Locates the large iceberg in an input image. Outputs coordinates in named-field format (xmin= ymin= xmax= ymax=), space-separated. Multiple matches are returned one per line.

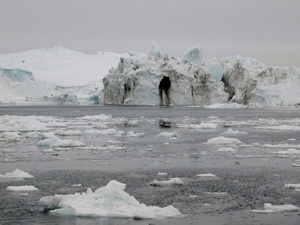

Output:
xmin=103 ymin=45 xmax=300 ymax=107
xmin=39 ymin=180 xmax=181 ymax=219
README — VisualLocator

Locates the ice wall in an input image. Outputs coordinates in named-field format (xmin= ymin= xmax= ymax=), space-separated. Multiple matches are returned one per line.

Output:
xmin=103 ymin=46 xmax=300 ymax=107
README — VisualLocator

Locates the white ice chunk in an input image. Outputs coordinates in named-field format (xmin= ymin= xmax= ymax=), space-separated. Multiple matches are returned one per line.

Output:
xmin=222 ymin=128 xmax=247 ymax=135
xmin=205 ymin=103 xmax=245 ymax=109
xmin=83 ymin=128 xmax=117 ymax=135
xmin=55 ymin=130 xmax=82 ymax=136
xmin=182 ymin=45 xmax=203 ymax=67
xmin=0 ymin=132 xmax=20 ymax=142
xmin=7 ymin=185 xmax=38 ymax=191
xmin=78 ymin=114 xmax=112 ymax=121
xmin=150 ymin=178 xmax=183 ymax=186
xmin=189 ymin=123 xmax=217 ymax=129
xmin=284 ymin=184 xmax=300 ymax=189
xmin=126 ymin=131 xmax=145 ymax=138
xmin=39 ymin=180 xmax=181 ymax=218
xmin=157 ymin=132 xmax=178 ymax=138
xmin=0 ymin=169 xmax=34 ymax=179
xmin=196 ymin=173 xmax=217 ymax=178
xmin=217 ymin=147 xmax=236 ymax=152
xmin=204 ymin=136 xmax=242 ymax=145
xmin=264 ymin=203 xmax=299 ymax=212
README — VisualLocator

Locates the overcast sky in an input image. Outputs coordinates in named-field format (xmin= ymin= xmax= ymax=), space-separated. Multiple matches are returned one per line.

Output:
xmin=1 ymin=0 xmax=299 ymax=66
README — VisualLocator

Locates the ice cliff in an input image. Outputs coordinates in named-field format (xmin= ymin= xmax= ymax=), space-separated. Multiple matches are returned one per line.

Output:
xmin=103 ymin=45 xmax=300 ymax=107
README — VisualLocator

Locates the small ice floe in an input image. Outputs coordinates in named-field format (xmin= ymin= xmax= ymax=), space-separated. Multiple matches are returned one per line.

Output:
xmin=37 ymin=137 xmax=85 ymax=147
xmin=288 ymin=138 xmax=296 ymax=141
xmin=205 ymin=103 xmax=245 ymax=109
xmin=251 ymin=203 xmax=299 ymax=213
xmin=83 ymin=128 xmax=117 ymax=135
xmin=204 ymin=192 xmax=228 ymax=195
xmin=126 ymin=131 xmax=145 ymax=138
xmin=204 ymin=136 xmax=242 ymax=145
xmin=42 ymin=149 xmax=54 ymax=153
xmin=284 ymin=184 xmax=300 ymax=189
xmin=157 ymin=132 xmax=178 ymax=138
xmin=26 ymin=131 xmax=42 ymax=138
xmin=263 ymin=143 xmax=300 ymax=148
xmin=7 ymin=185 xmax=39 ymax=191
xmin=189 ymin=123 xmax=217 ymax=129
xmin=0 ymin=115 xmax=49 ymax=132
xmin=150 ymin=178 xmax=183 ymax=186
xmin=115 ymin=131 xmax=125 ymax=137
xmin=0 ymin=169 xmax=34 ymax=179
xmin=157 ymin=172 xmax=168 ymax=176
xmin=292 ymin=163 xmax=300 ymax=167
xmin=2 ymin=148 xmax=16 ymax=153
xmin=255 ymin=125 xmax=300 ymax=131
xmin=46 ymin=121 xmax=68 ymax=127
xmin=275 ymin=148 xmax=300 ymax=155
xmin=189 ymin=195 xmax=198 ymax=198
xmin=196 ymin=173 xmax=217 ymax=178
xmin=0 ymin=132 xmax=20 ymax=142
xmin=39 ymin=180 xmax=181 ymax=218
xmin=72 ymin=184 xmax=82 ymax=187
xmin=222 ymin=128 xmax=247 ymax=135
xmin=78 ymin=114 xmax=112 ymax=121
xmin=55 ymin=130 xmax=82 ymax=136
xmin=217 ymin=147 xmax=236 ymax=152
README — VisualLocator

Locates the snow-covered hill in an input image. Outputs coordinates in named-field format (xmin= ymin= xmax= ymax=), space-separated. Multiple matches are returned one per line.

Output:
xmin=0 ymin=47 xmax=127 ymax=104
xmin=0 ymin=45 xmax=299 ymax=107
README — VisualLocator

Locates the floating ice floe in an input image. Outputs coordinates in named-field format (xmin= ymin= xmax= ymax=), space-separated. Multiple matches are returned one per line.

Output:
xmin=0 ymin=132 xmax=20 ymax=142
xmin=274 ymin=148 xmax=300 ymax=154
xmin=37 ymin=136 xmax=85 ymax=147
xmin=217 ymin=147 xmax=236 ymax=152
xmin=204 ymin=136 xmax=242 ymax=145
xmin=263 ymin=143 xmax=300 ymax=149
xmin=78 ymin=114 xmax=112 ymax=121
xmin=222 ymin=128 xmax=247 ymax=135
xmin=83 ymin=128 xmax=117 ymax=135
xmin=0 ymin=115 xmax=49 ymax=132
xmin=150 ymin=178 xmax=183 ymax=186
xmin=251 ymin=203 xmax=299 ymax=213
xmin=126 ymin=131 xmax=145 ymax=138
xmin=7 ymin=185 xmax=39 ymax=191
xmin=196 ymin=173 xmax=217 ymax=178
xmin=55 ymin=130 xmax=82 ymax=136
xmin=157 ymin=132 xmax=178 ymax=138
xmin=284 ymin=184 xmax=300 ymax=189
xmin=0 ymin=169 xmax=34 ymax=179
xmin=189 ymin=123 xmax=217 ymax=129
xmin=292 ymin=163 xmax=300 ymax=167
xmin=157 ymin=172 xmax=168 ymax=176
xmin=255 ymin=125 xmax=300 ymax=131
xmin=205 ymin=103 xmax=245 ymax=109
xmin=39 ymin=180 xmax=181 ymax=218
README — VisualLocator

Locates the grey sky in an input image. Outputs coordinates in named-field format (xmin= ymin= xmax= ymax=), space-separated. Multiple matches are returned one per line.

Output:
xmin=1 ymin=0 xmax=299 ymax=66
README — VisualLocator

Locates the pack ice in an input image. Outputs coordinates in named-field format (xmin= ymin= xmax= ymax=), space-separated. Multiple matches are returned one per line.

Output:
xmin=39 ymin=180 xmax=181 ymax=218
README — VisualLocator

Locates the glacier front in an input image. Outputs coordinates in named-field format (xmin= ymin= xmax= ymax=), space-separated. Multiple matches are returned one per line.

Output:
xmin=103 ymin=45 xmax=300 ymax=107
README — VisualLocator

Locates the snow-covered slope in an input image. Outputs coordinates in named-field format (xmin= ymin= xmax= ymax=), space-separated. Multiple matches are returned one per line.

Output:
xmin=0 ymin=47 xmax=127 ymax=104
xmin=0 ymin=47 xmax=128 ymax=87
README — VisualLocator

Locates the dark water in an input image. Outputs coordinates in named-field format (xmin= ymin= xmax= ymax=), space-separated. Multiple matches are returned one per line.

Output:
xmin=1 ymin=105 xmax=300 ymax=225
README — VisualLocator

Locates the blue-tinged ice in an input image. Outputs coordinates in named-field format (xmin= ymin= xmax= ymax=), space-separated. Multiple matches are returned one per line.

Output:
xmin=0 ymin=68 xmax=34 ymax=82
xmin=182 ymin=45 xmax=203 ymax=67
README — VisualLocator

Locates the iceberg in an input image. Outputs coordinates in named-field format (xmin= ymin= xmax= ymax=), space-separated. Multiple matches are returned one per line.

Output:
xmin=39 ymin=180 xmax=181 ymax=218
xmin=0 ymin=169 xmax=34 ymax=179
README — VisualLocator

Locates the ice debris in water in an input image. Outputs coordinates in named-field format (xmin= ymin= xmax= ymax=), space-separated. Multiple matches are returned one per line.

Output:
xmin=150 ymin=178 xmax=183 ymax=186
xmin=204 ymin=136 xmax=242 ymax=145
xmin=284 ymin=184 xmax=300 ymax=189
xmin=222 ymin=128 xmax=247 ymax=135
xmin=196 ymin=173 xmax=217 ymax=178
xmin=39 ymin=180 xmax=181 ymax=218
xmin=157 ymin=132 xmax=178 ymax=138
xmin=189 ymin=123 xmax=217 ymax=129
xmin=83 ymin=128 xmax=117 ymax=135
xmin=0 ymin=132 xmax=20 ymax=142
xmin=0 ymin=169 xmax=34 ymax=179
xmin=7 ymin=185 xmax=39 ymax=191
xmin=251 ymin=203 xmax=299 ymax=213
xmin=126 ymin=131 xmax=145 ymax=137
xmin=37 ymin=136 xmax=85 ymax=147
